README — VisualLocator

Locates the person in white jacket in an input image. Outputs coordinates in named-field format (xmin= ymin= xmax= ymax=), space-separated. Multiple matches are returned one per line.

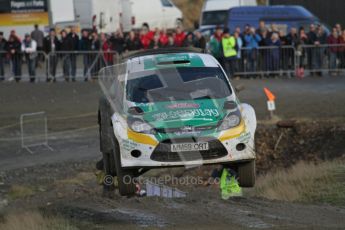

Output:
xmin=21 ymin=34 xmax=37 ymax=82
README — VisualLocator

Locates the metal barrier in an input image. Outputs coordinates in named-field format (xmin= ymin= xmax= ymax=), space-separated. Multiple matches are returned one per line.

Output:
xmin=231 ymin=46 xmax=297 ymax=77
xmin=1 ymin=45 xmax=345 ymax=82
xmin=20 ymin=111 xmax=53 ymax=154
xmin=0 ymin=51 xmax=120 ymax=82
xmin=0 ymin=51 xmax=47 ymax=82
xmin=298 ymin=44 xmax=345 ymax=76
xmin=47 ymin=51 xmax=120 ymax=82
xmin=230 ymin=44 xmax=345 ymax=77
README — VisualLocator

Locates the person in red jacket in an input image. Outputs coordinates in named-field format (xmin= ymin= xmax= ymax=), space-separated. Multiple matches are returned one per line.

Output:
xmin=9 ymin=30 xmax=21 ymax=43
xmin=327 ymin=28 xmax=339 ymax=75
xmin=338 ymin=29 xmax=345 ymax=69
xmin=101 ymin=33 xmax=113 ymax=66
xmin=174 ymin=26 xmax=186 ymax=47
xmin=159 ymin=29 xmax=169 ymax=47
xmin=140 ymin=23 xmax=154 ymax=49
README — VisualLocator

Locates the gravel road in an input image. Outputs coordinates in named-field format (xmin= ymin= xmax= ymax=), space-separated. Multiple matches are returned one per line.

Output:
xmin=0 ymin=77 xmax=345 ymax=229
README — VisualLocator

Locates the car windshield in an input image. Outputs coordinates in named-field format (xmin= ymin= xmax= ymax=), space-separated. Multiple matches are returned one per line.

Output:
xmin=126 ymin=67 xmax=232 ymax=103
xmin=202 ymin=10 xmax=228 ymax=26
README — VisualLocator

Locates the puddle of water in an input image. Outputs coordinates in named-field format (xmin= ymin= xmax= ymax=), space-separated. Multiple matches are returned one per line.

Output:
xmin=143 ymin=181 xmax=187 ymax=198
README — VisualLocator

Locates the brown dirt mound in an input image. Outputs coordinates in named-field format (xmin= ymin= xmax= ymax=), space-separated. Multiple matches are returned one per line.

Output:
xmin=255 ymin=121 xmax=345 ymax=173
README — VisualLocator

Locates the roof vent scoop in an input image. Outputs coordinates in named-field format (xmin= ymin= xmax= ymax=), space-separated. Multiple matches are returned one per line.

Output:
xmin=157 ymin=60 xmax=191 ymax=65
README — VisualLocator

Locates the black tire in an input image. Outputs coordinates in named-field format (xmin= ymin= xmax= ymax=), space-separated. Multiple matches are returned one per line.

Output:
xmin=99 ymin=96 xmax=136 ymax=196
xmin=102 ymin=151 xmax=116 ymax=176
xmin=98 ymin=96 xmax=116 ymax=194
xmin=99 ymin=96 xmax=113 ymax=153
xmin=102 ymin=151 xmax=116 ymax=194
xmin=96 ymin=159 xmax=104 ymax=171
xmin=100 ymin=137 xmax=116 ymax=194
xmin=112 ymin=136 xmax=136 ymax=196
xmin=238 ymin=160 xmax=256 ymax=187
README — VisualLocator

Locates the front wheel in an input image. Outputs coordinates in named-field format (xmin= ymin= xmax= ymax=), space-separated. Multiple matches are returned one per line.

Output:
xmin=101 ymin=151 xmax=116 ymax=196
xmin=112 ymin=137 xmax=137 ymax=196
xmin=238 ymin=160 xmax=256 ymax=187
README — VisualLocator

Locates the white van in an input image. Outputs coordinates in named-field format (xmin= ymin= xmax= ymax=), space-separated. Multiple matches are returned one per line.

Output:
xmin=200 ymin=0 xmax=257 ymax=29
xmin=120 ymin=0 xmax=133 ymax=32
xmin=74 ymin=0 xmax=123 ymax=33
xmin=130 ymin=0 xmax=182 ymax=29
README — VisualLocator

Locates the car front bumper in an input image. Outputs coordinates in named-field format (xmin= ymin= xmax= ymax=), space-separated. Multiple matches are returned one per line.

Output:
xmin=112 ymin=116 xmax=256 ymax=168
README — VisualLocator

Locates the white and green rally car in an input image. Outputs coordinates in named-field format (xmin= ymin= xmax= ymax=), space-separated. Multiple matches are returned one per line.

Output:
xmin=98 ymin=48 xmax=257 ymax=196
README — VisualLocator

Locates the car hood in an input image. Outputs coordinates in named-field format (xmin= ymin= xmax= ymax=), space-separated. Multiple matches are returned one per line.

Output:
xmin=137 ymin=99 xmax=228 ymax=130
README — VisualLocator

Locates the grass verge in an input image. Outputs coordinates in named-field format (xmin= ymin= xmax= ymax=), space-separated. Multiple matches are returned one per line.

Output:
xmin=54 ymin=172 xmax=94 ymax=187
xmin=8 ymin=185 xmax=35 ymax=200
xmin=251 ymin=161 xmax=345 ymax=205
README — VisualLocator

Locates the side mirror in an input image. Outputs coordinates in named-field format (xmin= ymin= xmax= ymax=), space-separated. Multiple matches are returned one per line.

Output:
xmin=235 ymin=85 xmax=245 ymax=94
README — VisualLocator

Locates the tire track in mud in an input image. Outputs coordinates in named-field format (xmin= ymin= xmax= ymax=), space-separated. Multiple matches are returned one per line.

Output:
xmin=43 ymin=205 xmax=168 ymax=228
xmin=1 ymin=158 xmax=345 ymax=229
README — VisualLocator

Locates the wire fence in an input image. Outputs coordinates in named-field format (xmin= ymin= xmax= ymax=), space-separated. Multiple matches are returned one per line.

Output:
xmin=1 ymin=44 xmax=345 ymax=82
xmin=47 ymin=51 xmax=120 ymax=82
xmin=297 ymin=44 xmax=345 ymax=76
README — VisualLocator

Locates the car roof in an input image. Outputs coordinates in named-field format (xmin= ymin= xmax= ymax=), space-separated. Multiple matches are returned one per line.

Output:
xmin=127 ymin=51 xmax=220 ymax=74
xmin=124 ymin=47 xmax=203 ymax=59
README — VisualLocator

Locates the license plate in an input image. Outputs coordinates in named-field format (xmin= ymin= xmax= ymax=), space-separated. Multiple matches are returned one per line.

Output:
xmin=171 ymin=142 xmax=209 ymax=152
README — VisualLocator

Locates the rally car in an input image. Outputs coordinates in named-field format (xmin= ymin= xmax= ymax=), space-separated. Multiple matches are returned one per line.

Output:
xmin=98 ymin=48 xmax=257 ymax=196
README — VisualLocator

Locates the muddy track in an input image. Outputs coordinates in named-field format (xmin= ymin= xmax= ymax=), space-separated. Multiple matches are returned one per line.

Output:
xmin=1 ymin=78 xmax=345 ymax=229
xmin=1 ymin=160 xmax=344 ymax=229
xmin=0 ymin=77 xmax=344 ymax=170
xmin=0 ymin=131 xmax=344 ymax=230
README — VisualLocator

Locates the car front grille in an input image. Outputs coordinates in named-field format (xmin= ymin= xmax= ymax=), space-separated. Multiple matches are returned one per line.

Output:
xmin=154 ymin=125 xmax=216 ymax=134
xmin=150 ymin=137 xmax=227 ymax=162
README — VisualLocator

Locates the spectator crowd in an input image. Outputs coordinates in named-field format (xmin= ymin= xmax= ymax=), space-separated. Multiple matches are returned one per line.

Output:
xmin=0 ymin=23 xmax=206 ymax=83
xmin=1 ymin=21 xmax=345 ymax=82
xmin=209 ymin=21 xmax=345 ymax=78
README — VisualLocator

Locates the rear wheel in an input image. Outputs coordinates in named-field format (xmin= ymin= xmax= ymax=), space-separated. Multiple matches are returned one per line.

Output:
xmin=238 ymin=160 xmax=256 ymax=187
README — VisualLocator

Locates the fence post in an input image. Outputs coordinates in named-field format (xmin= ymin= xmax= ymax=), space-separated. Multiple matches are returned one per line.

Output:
xmin=46 ymin=52 xmax=50 ymax=82
xmin=293 ymin=46 xmax=298 ymax=77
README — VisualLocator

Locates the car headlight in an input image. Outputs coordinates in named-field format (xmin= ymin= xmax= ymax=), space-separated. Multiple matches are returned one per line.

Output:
xmin=128 ymin=119 xmax=156 ymax=134
xmin=218 ymin=114 xmax=241 ymax=131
